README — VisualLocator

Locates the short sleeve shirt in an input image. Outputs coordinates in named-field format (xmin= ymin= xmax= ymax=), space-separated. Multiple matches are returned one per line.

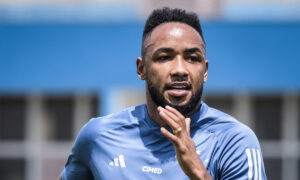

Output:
xmin=62 ymin=102 xmax=267 ymax=180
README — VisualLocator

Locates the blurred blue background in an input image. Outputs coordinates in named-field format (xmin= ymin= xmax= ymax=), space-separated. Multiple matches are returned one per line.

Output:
xmin=0 ymin=1 xmax=300 ymax=180
xmin=1 ymin=22 xmax=300 ymax=92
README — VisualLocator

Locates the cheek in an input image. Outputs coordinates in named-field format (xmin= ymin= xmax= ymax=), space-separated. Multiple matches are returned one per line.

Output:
xmin=146 ymin=66 xmax=157 ymax=80
xmin=191 ymin=66 xmax=205 ymax=79
xmin=146 ymin=64 xmax=168 ymax=80
xmin=190 ymin=68 xmax=206 ymax=89
xmin=146 ymin=66 xmax=169 ymax=91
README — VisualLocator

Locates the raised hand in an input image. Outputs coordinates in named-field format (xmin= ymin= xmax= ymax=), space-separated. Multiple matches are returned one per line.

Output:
xmin=158 ymin=105 xmax=212 ymax=180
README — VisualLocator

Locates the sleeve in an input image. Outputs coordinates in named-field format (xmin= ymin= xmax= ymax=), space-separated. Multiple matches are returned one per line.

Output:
xmin=62 ymin=155 xmax=94 ymax=180
xmin=62 ymin=120 xmax=95 ymax=180
xmin=217 ymin=124 xmax=267 ymax=180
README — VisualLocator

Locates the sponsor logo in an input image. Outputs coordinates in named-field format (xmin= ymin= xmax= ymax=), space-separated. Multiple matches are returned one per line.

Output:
xmin=142 ymin=166 xmax=163 ymax=174
xmin=109 ymin=154 xmax=126 ymax=168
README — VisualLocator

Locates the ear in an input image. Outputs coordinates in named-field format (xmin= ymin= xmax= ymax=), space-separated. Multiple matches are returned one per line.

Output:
xmin=136 ymin=57 xmax=146 ymax=80
xmin=203 ymin=59 xmax=208 ymax=83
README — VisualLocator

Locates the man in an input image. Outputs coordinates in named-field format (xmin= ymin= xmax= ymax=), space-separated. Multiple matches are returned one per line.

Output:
xmin=61 ymin=7 xmax=267 ymax=179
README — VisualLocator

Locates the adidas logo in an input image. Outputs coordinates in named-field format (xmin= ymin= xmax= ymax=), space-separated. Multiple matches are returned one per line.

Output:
xmin=109 ymin=154 xmax=126 ymax=168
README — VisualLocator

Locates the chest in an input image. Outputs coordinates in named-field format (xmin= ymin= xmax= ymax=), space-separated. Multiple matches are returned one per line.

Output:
xmin=89 ymin=128 xmax=218 ymax=180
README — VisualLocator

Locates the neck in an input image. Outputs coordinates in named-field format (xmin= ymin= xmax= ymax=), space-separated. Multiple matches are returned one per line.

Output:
xmin=146 ymin=97 xmax=167 ymax=127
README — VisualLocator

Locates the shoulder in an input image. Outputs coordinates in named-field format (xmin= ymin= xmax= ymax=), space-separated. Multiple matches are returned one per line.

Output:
xmin=72 ymin=104 xmax=146 ymax=157
xmin=202 ymin=104 xmax=266 ymax=179
xmin=203 ymin=103 xmax=259 ymax=148
xmin=80 ymin=104 xmax=146 ymax=139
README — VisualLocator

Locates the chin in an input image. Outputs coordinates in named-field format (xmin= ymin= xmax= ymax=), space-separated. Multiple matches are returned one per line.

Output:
xmin=166 ymin=96 xmax=191 ymax=106
xmin=168 ymin=101 xmax=188 ymax=107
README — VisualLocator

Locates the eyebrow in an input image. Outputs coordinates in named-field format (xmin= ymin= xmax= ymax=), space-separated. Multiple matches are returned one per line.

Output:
xmin=184 ymin=48 xmax=202 ymax=54
xmin=152 ymin=47 xmax=204 ymax=57
xmin=153 ymin=47 xmax=174 ymax=55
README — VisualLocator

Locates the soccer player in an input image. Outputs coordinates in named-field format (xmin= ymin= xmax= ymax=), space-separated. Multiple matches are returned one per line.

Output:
xmin=60 ymin=7 xmax=267 ymax=180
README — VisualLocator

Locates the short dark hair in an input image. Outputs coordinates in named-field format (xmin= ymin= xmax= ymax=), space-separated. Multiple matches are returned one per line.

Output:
xmin=142 ymin=7 xmax=205 ymax=59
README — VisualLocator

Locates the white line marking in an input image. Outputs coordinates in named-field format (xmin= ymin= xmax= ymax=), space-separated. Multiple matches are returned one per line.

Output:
xmin=246 ymin=148 xmax=253 ymax=180
xmin=119 ymin=155 xmax=126 ymax=168
xmin=257 ymin=149 xmax=262 ymax=180
xmin=114 ymin=157 xmax=119 ymax=166
xmin=252 ymin=149 xmax=258 ymax=180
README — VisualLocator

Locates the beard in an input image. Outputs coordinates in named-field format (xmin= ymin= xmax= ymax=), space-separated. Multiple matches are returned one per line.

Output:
xmin=147 ymin=78 xmax=203 ymax=117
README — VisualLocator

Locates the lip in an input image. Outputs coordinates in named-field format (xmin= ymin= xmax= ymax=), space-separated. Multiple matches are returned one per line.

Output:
xmin=166 ymin=89 xmax=189 ymax=97
xmin=165 ymin=82 xmax=191 ymax=97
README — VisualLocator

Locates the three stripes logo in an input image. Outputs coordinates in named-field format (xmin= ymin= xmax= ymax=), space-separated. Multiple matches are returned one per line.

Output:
xmin=245 ymin=148 xmax=262 ymax=180
xmin=109 ymin=154 xmax=126 ymax=168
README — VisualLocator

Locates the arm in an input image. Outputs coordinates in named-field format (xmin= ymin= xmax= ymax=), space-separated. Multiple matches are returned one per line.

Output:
xmin=60 ymin=121 xmax=95 ymax=180
xmin=57 ymin=173 xmax=62 ymax=180
xmin=61 ymin=156 xmax=94 ymax=180
xmin=217 ymin=124 xmax=267 ymax=180
xmin=158 ymin=105 xmax=212 ymax=180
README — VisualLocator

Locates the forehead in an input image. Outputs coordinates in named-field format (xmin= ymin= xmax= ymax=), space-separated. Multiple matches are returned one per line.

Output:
xmin=145 ymin=22 xmax=205 ymax=50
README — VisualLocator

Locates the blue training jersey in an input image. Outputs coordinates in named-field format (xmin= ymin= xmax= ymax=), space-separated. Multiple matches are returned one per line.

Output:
xmin=62 ymin=102 xmax=267 ymax=180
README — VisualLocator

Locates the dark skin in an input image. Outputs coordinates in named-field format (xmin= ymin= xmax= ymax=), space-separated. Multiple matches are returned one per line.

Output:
xmin=137 ymin=22 xmax=211 ymax=180
xmin=59 ymin=22 xmax=211 ymax=180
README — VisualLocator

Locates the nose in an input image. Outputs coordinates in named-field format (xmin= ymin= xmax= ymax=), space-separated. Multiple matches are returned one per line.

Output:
xmin=170 ymin=55 xmax=188 ymax=81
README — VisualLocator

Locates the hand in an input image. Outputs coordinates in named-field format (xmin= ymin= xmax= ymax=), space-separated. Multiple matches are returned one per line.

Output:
xmin=158 ymin=105 xmax=212 ymax=180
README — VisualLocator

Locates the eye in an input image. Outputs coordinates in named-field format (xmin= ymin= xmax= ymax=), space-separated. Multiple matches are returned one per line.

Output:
xmin=156 ymin=56 xmax=171 ymax=61
xmin=186 ymin=56 xmax=201 ymax=62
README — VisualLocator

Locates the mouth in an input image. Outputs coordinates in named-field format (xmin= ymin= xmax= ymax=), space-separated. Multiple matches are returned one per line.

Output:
xmin=165 ymin=82 xmax=191 ymax=97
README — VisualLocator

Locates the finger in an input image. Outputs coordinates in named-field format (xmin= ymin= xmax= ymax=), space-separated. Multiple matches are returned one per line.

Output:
xmin=160 ymin=106 xmax=181 ymax=123
xmin=164 ymin=106 xmax=187 ymax=129
xmin=160 ymin=127 xmax=178 ymax=145
xmin=185 ymin=118 xmax=191 ymax=136
xmin=158 ymin=107 xmax=180 ymax=130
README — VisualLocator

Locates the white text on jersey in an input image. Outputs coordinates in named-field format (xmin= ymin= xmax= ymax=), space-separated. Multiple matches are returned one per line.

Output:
xmin=142 ymin=166 xmax=163 ymax=174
